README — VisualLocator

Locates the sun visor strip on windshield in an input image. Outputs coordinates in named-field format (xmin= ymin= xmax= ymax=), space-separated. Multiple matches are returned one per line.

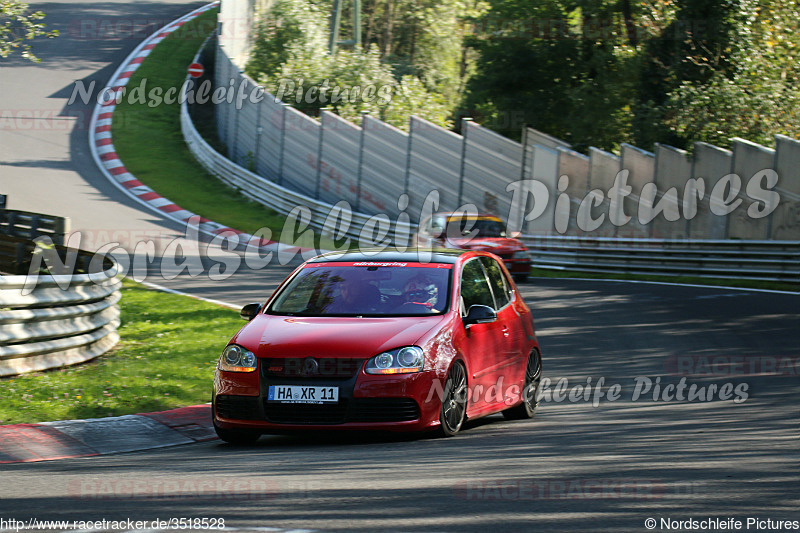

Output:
xmin=305 ymin=262 xmax=453 ymax=269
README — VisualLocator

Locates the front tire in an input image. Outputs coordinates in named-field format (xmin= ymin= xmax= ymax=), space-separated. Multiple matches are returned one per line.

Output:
xmin=439 ymin=362 xmax=468 ymax=437
xmin=502 ymin=349 xmax=542 ymax=420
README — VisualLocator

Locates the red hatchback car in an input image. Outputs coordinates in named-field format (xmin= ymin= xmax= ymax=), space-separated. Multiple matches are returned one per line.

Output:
xmin=212 ymin=249 xmax=542 ymax=443
xmin=416 ymin=213 xmax=532 ymax=282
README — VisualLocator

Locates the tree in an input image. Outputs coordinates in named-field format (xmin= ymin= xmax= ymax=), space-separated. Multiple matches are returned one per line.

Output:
xmin=463 ymin=0 xmax=639 ymax=150
xmin=0 ymin=0 xmax=58 ymax=62
xmin=663 ymin=0 xmax=800 ymax=148
xmin=632 ymin=0 xmax=754 ymax=148
xmin=245 ymin=0 xmax=455 ymax=129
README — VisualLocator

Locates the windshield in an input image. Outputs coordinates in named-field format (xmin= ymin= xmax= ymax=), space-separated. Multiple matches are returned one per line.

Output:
xmin=267 ymin=262 xmax=452 ymax=316
xmin=446 ymin=217 xmax=507 ymax=238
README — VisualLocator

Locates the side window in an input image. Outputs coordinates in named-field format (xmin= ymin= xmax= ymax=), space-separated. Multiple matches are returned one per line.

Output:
xmin=481 ymin=256 xmax=511 ymax=308
xmin=460 ymin=259 xmax=495 ymax=314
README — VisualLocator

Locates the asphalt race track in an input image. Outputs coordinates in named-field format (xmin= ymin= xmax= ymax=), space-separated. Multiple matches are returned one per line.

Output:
xmin=1 ymin=1 xmax=799 ymax=532
xmin=0 ymin=280 xmax=798 ymax=532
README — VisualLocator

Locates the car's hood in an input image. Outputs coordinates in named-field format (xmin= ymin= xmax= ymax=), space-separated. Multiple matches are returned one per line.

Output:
xmin=449 ymin=237 xmax=525 ymax=251
xmin=232 ymin=313 xmax=449 ymax=359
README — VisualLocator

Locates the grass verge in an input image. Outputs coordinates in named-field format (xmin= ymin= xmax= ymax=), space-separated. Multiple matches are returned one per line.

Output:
xmin=0 ymin=279 xmax=241 ymax=425
xmin=111 ymin=9 xmax=289 ymax=240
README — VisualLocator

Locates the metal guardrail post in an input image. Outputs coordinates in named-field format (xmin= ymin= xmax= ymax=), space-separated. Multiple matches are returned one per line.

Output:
xmin=315 ymin=110 xmax=328 ymax=200
xmin=402 ymin=116 xmax=413 ymax=205
xmin=355 ymin=111 xmax=369 ymax=213
xmin=457 ymin=118 xmax=471 ymax=207
xmin=277 ymin=103 xmax=287 ymax=186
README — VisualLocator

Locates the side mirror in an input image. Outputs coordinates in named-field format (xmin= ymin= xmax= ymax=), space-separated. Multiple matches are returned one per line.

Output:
xmin=240 ymin=303 xmax=262 ymax=321
xmin=463 ymin=304 xmax=497 ymax=326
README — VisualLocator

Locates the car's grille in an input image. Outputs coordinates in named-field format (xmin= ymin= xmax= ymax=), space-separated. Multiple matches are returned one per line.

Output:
xmin=263 ymin=398 xmax=420 ymax=425
xmin=215 ymin=394 xmax=262 ymax=420
xmin=265 ymin=400 xmax=350 ymax=425
xmin=350 ymin=398 xmax=421 ymax=423
xmin=262 ymin=358 xmax=365 ymax=379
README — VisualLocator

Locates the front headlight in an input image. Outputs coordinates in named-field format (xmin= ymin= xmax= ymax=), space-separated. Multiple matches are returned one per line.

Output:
xmin=218 ymin=344 xmax=257 ymax=372
xmin=365 ymin=346 xmax=424 ymax=375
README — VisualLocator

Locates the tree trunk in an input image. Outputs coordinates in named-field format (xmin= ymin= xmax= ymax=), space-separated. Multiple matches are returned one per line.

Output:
xmin=620 ymin=0 xmax=638 ymax=47
xmin=382 ymin=0 xmax=395 ymax=57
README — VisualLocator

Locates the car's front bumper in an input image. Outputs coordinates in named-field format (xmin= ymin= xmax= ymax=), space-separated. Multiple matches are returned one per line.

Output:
xmin=213 ymin=366 xmax=443 ymax=433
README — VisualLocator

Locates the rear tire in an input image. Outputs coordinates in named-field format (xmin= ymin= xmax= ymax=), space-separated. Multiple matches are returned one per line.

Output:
xmin=213 ymin=422 xmax=261 ymax=445
xmin=502 ymin=349 xmax=542 ymax=420
xmin=439 ymin=362 xmax=468 ymax=437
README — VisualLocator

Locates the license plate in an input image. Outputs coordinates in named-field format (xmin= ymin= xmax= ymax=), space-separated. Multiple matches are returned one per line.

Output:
xmin=267 ymin=385 xmax=339 ymax=404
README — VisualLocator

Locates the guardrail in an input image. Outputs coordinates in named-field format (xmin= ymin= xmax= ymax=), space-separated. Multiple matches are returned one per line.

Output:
xmin=0 ymin=235 xmax=121 ymax=377
xmin=522 ymin=235 xmax=800 ymax=282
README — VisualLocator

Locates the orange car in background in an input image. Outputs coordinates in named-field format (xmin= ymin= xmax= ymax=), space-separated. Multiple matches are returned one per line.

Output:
xmin=416 ymin=212 xmax=532 ymax=282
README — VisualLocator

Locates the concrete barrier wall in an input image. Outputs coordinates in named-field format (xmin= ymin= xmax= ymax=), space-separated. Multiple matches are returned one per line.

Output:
xmin=588 ymin=148 xmax=620 ymax=236
xmin=653 ymin=144 xmax=692 ymax=240
xmin=620 ymin=144 xmax=655 ymax=238
xmin=209 ymin=38 xmax=800 ymax=241
xmin=729 ymin=138 xmax=775 ymax=240
xmin=690 ymin=143 xmax=733 ymax=240
xmin=773 ymin=135 xmax=800 ymax=240
xmin=524 ymin=126 xmax=571 ymax=152
xmin=407 ymin=116 xmax=461 ymax=216
xmin=360 ymin=116 xmax=408 ymax=216
xmin=461 ymin=121 xmax=523 ymax=221
xmin=255 ymin=97 xmax=283 ymax=182
xmin=318 ymin=111 xmax=361 ymax=208
xmin=555 ymin=147 xmax=590 ymax=235
xmin=281 ymin=107 xmax=321 ymax=198
xmin=524 ymin=145 xmax=558 ymax=235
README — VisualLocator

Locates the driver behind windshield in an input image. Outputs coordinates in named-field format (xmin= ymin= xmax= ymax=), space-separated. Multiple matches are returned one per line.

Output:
xmin=398 ymin=274 xmax=440 ymax=312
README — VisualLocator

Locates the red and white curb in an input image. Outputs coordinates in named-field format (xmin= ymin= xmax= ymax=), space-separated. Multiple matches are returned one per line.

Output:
xmin=88 ymin=1 xmax=304 ymax=256
xmin=0 ymin=404 xmax=214 ymax=463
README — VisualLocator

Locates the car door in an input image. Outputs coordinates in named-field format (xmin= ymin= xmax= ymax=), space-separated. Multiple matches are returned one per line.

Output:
xmin=480 ymin=256 xmax=527 ymax=394
xmin=459 ymin=257 xmax=507 ymax=414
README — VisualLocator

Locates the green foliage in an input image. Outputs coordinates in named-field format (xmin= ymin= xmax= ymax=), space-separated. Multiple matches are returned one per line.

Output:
xmin=247 ymin=0 xmax=330 ymax=80
xmin=0 ymin=0 xmax=58 ymax=61
xmin=465 ymin=0 xmax=800 ymax=152
xmin=662 ymin=0 xmax=800 ymax=148
xmin=245 ymin=0 xmax=465 ymax=130
xmin=463 ymin=0 xmax=639 ymax=150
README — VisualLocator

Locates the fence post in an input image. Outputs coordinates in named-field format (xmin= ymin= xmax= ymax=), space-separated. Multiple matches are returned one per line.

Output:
xmin=403 ymin=116 xmax=414 ymax=205
xmin=514 ymin=126 xmax=530 ymax=235
xmin=277 ymin=103 xmax=287 ymax=186
xmin=315 ymin=110 xmax=328 ymax=200
xmin=355 ymin=112 xmax=369 ymax=212
xmin=457 ymin=118 xmax=472 ymax=207
xmin=253 ymin=92 xmax=264 ymax=175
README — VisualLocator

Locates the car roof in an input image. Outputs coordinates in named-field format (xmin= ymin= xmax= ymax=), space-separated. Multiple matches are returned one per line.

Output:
xmin=308 ymin=248 xmax=470 ymax=265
